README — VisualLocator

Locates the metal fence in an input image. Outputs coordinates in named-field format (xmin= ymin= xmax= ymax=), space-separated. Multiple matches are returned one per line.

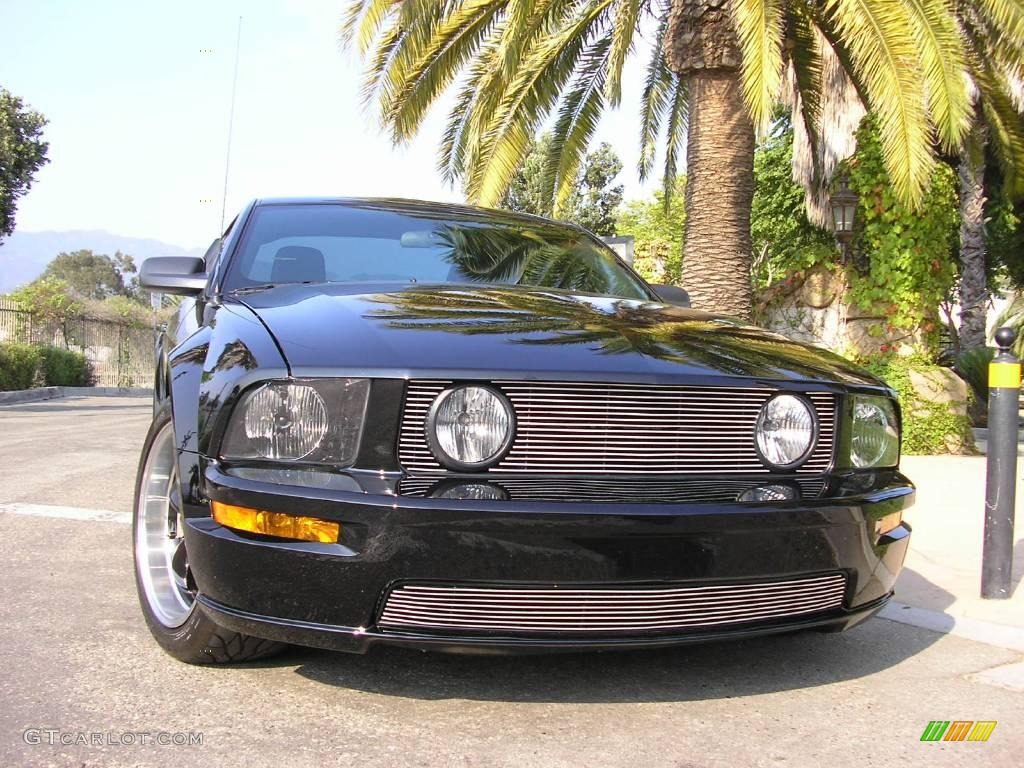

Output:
xmin=0 ymin=297 xmax=154 ymax=388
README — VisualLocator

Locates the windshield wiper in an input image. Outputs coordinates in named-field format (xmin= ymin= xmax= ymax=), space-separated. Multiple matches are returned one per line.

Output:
xmin=229 ymin=284 xmax=279 ymax=295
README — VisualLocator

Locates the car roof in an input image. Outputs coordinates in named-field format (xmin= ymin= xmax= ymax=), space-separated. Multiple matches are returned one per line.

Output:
xmin=250 ymin=196 xmax=586 ymax=232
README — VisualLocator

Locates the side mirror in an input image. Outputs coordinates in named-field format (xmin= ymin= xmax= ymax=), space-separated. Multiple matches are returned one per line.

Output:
xmin=652 ymin=284 xmax=691 ymax=308
xmin=140 ymin=257 xmax=208 ymax=296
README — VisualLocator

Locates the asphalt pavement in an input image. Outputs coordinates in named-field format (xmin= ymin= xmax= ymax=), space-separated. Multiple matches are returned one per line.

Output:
xmin=0 ymin=396 xmax=1022 ymax=767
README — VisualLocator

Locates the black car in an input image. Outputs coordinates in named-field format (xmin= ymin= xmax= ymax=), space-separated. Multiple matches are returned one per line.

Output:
xmin=134 ymin=197 xmax=913 ymax=663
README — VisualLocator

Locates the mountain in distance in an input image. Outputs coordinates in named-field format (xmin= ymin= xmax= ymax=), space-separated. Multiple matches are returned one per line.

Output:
xmin=0 ymin=230 xmax=207 ymax=293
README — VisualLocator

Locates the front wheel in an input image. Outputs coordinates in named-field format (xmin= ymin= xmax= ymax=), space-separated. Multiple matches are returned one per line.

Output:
xmin=132 ymin=409 xmax=285 ymax=664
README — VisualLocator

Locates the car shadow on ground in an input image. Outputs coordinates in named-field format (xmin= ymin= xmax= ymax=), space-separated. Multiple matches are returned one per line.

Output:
xmin=896 ymin=549 xmax=1024 ymax=605
xmin=256 ymin=615 xmax=945 ymax=703
xmin=894 ymin=566 xmax=958 ymax=610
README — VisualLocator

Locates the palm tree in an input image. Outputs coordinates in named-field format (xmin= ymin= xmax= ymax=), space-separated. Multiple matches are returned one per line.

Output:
xmin=436 ymin=222 xmax=641 ymax=296
xmin=343 ymin=0 xmax=1014 ymax=319
xmin=953 ymin=2 xmax=1024 ymax=350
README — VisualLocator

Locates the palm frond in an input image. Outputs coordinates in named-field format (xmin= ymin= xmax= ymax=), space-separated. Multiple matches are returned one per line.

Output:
xmin=340 ymin=0 xmax=398 ymax=54
xmin=732 ymin=0 xmax=786 ymax=134
xmin=468 ymin=0 xmax=615 ymax=206
xmin=548 ymin=36 xmax=614 ymax=214
xmin=902 ymin=0 xmax=971 ymax=151
xmin=978 ymin=70 xmax=1024 ymax=196
xmin=459 ymin=3 xmax=584 ymax=195
xmin=785 ymin=4 xmax=824 ymax=160
xmin=388 ymin=1 xmax=504 ymax=142
xmin=962 ymin=16 xmax=1024 ymax=194
xmin=637 ymin=10 xmax=673 ymax=181
xmin=372 ymin=2 xmax=461 ymax=133
xmin=975 ymin=0 xmax=1024 ymax=50
xmin=823 ymin=0 xmax=933 ymax=207
xmin=605 ymin=0 xmax=643 ymax=106
xmin=662 ymin=75 xmax=689 ymax=210
xmin=497 ymin=0 xmax=536 ymax=75
xmin=438 ymin=66 xmax=488 ymax=183
xmin=360 ymin=23 xmax=404 ymax=111
xmin=961 ymin=2 xmax=1024 ymax=87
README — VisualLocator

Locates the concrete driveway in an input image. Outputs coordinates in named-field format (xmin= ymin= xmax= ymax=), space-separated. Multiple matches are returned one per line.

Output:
xmin=0 ymin=396 xmax=1022 ymax=767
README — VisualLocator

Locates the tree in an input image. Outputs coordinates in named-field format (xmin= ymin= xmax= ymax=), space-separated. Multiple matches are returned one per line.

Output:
xmin=617 ymin=176 xmax=686 ymax=284
xmin=0 ymin=87 xmax=49 ymax=243
xmin=40 ymin=249 xmax=138 ymax=300
xmin=343 ymin=0 xmax=1005 ymax=318
xmin=502 ymin=134 xmax=624 ymax=235
xmin=987 ymin=175 xmax=1024 ymax=291
xmin=10 ymin=278 xmax=83 ymax=348
xmin=750 ymin=120 xmax=833 ymax=288
xmin=568 ymin=141 xmax=624 ymax=235
xmin=113 ymin=251 xmax=140 ymax=298
xmin=501 ymin=134 xmax=556 ymax=218
xmin=951 ymin=0 xmax=1024 ymax=350
xmin=957 ymin=117 xmax=990 ymax=351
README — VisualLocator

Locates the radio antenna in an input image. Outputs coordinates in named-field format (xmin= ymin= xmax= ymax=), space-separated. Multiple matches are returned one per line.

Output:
xmin=220 ymin=16 xmax=242 ymax=233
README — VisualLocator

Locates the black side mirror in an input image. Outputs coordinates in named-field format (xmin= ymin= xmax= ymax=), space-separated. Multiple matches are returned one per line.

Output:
xmin=652 ymin=284 xmax=691 ymax=308
xmin=140 ymin=257 xmax=208 ymax=296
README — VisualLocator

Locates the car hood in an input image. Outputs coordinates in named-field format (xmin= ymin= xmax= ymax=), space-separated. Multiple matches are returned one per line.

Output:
xmin=231 ymin=283 xmax=883 ymax=388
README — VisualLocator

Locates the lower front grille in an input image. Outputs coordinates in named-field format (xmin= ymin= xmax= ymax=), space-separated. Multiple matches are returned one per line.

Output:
xmin=398 ymin=476 xmax=827 ymax=503
xmin=378 ymin=574 xmax=847 ymax=635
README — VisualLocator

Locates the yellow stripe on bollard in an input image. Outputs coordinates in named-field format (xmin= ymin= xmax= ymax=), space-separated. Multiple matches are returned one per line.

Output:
xmin=989 ymin=362 xmax=1021 ymax=389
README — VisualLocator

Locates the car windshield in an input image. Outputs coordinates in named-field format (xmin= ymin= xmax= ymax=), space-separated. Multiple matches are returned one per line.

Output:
xmin=223 ymin=203 xmax=653 ymax=301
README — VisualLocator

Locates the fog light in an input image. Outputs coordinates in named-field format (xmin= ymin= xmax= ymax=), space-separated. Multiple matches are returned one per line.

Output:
xmin=427 ymin=385 xmax=515 ymax=470
xmin=874 ymin=511 xmax=903 ymax=537
xmin=429 ymin=481 xmax=508 ymax=501
xmin=738 ymin=484 xmax=798 ymax=503
xmin=211 ymin=501 xmax=340 ymax=543
xmin=754 ymin=394 xmax=817 ymax=470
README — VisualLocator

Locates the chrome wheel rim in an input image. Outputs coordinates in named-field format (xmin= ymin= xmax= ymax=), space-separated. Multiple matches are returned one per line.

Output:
xmin=135 ymin=421 xmax=194 ymax=628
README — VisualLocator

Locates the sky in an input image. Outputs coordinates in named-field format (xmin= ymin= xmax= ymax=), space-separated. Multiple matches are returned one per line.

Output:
xmin=0 ymin=0 xmax=663 ymax=251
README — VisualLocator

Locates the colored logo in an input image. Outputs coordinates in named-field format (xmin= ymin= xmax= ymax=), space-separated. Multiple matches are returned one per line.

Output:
xmin=920 ymin=721 xmax=997 ymax=742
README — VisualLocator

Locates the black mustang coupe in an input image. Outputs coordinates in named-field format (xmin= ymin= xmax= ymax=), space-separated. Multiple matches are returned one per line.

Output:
xmin=134 ymin=197 xmax=912 ymax=663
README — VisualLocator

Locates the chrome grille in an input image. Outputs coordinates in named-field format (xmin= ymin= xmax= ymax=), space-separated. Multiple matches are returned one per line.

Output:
xmin=399 ymin=476 xmax=827 ymax=503
xmin=378 ymin=574 xmax=848 ymax=634
xmin=399 ymin=380 xmax=837 ymax=475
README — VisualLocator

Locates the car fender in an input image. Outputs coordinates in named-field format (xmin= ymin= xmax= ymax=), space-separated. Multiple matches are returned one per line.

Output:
xmin=166 ymin=300 xmax=288 ymax=512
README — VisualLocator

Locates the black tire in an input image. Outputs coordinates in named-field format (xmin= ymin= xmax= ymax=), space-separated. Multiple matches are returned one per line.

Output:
xmin=132 ymin=407 xmax=286 ymax=664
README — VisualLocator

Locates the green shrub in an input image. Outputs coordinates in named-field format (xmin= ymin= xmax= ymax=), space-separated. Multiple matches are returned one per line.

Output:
xmin=37 ymin=346 xmax=92 ymax=386
xmin=861 ymin=354 xmax=975 ymax=454
xmin=843 ymin=117 xmax=959 ymax=354
xmin=954 ymin=346 xmax=995 ymax=407
xmin=0 ymin=343 xmax=42 ymax=391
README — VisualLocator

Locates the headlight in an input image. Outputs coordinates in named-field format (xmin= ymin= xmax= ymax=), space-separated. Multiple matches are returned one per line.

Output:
xmin=426 ymin=385 xmax=515 ymax=470
xmin=851 ymin=396 xmax=900 ymax=468
xmin=755 ymin=394 xmax=817 ymax=469
xmin=220 ymin=379 xmax=370 ymax=465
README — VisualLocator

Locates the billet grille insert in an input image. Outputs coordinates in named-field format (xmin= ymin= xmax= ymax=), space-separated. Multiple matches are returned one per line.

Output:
xmin=399 ymin=380 xmax=837 ymax=475
xmin=378 ymin=573 xmax=848 ymax=634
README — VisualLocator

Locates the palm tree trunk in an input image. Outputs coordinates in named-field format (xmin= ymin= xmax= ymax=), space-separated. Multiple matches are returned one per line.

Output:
xmin=667 ymin=0 xmax=755 ymax=320
xmin=679 ymin=72 xmax=755 ymax=318
xmin=958 ymin=121 xmax=988 ymax=350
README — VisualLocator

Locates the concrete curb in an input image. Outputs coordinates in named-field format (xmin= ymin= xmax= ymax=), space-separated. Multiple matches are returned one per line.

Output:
xmin=879 ymin=601 xmax=1024 ymax=653
xmin=0 ymin=386 xmax=152 ymax=405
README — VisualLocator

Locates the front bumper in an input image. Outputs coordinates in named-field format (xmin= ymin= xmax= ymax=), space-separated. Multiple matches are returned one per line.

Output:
xmin=185 ymin=466 xmax=914 ymax=654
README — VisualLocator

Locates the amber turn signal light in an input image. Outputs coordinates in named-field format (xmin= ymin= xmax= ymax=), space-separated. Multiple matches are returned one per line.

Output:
xmin=211 ymin=501 xmax=340 ymax=543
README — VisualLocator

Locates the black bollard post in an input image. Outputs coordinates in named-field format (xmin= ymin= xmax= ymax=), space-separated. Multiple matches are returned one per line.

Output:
xmin=982 ymin=327 xmax=1020 ymax=599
